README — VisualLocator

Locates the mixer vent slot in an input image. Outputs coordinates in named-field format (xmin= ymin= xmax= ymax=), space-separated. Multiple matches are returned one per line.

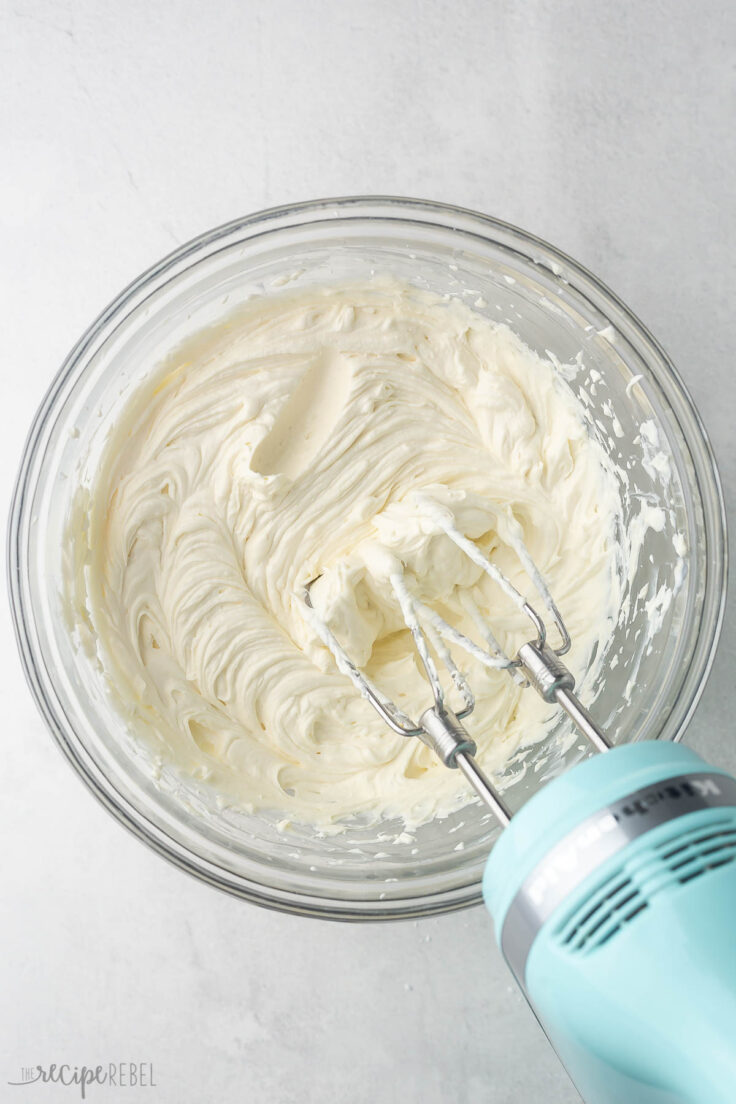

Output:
xmin=558 ymin=875 xmax=648 ymax=953
xmin=555 ymin=815 xmax=736 ymax=955
xmin=656 ymin=824 xmax=736 ymax=885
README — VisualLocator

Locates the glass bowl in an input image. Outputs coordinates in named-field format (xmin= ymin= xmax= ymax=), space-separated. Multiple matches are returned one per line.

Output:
xmin=8 ymin=197 xmax=727 ymax=919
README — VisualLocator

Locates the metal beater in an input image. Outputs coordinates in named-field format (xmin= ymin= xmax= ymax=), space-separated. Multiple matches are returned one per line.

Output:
xmin=301 ymin=497 xmax=611 ymax=828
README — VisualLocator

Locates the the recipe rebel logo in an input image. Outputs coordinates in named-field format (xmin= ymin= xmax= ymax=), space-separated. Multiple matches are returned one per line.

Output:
xmin=8 ymin=1062 xmax=157 ymax=1098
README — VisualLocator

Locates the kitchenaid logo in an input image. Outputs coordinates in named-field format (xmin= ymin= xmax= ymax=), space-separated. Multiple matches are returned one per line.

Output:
xmin=525 ymin=775 xmax=724 ymax=909
xmin=615 ymin=776 xmax=722 ymax=818
xmin=8 ymin=1063 xmax=156 ymax=1098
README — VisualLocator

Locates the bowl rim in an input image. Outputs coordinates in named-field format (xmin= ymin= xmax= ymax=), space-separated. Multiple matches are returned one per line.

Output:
xmin=7 ymin=195 xmax=729 ymax=920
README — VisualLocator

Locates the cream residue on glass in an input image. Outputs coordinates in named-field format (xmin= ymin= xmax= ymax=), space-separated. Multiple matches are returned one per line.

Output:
xmin=70 ymin=278 xmax=624 ymax=831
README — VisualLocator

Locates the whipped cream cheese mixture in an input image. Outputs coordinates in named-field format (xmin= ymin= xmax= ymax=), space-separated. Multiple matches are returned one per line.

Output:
xmin=75 ymin=279 xmax=623 ymax=831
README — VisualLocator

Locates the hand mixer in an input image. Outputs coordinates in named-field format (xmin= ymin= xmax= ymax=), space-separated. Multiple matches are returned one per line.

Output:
xmin=302 ymin=500 xmax=736 ymax=1104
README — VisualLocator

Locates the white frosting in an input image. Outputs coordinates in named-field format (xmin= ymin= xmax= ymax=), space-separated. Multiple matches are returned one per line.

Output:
xmin=74 ymin=279 xmax=622 ymax=830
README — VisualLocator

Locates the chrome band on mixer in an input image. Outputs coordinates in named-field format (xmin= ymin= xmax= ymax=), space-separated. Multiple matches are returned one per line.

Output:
xmin=500 ymin=772 xmax=736 ymax=983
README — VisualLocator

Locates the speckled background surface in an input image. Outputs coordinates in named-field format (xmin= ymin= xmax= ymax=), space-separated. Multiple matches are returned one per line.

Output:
xmin=2 ymin=1 xmax=734 ymax=1100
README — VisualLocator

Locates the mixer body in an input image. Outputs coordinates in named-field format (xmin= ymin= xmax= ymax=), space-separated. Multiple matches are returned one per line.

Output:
xmin=483 ymin=742 xmax=736 ymax=1104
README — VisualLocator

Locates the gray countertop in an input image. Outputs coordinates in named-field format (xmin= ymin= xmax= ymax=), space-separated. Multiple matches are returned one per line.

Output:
xmin=1 ymin=1 xmax=734 ymax=1100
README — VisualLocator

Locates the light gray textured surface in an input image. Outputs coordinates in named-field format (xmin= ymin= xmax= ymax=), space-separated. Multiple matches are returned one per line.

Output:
xmin=1 ymin=1 xmax=734 ymax=1101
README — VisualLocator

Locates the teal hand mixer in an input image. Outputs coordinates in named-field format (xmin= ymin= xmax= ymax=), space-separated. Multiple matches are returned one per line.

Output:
xmin=303 ymin=512 xmax=736 ymax=1104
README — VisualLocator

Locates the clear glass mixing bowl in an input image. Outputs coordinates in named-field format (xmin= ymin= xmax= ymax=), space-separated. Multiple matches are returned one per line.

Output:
xmin=8 ymin=197 xmax=727 ymax=919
